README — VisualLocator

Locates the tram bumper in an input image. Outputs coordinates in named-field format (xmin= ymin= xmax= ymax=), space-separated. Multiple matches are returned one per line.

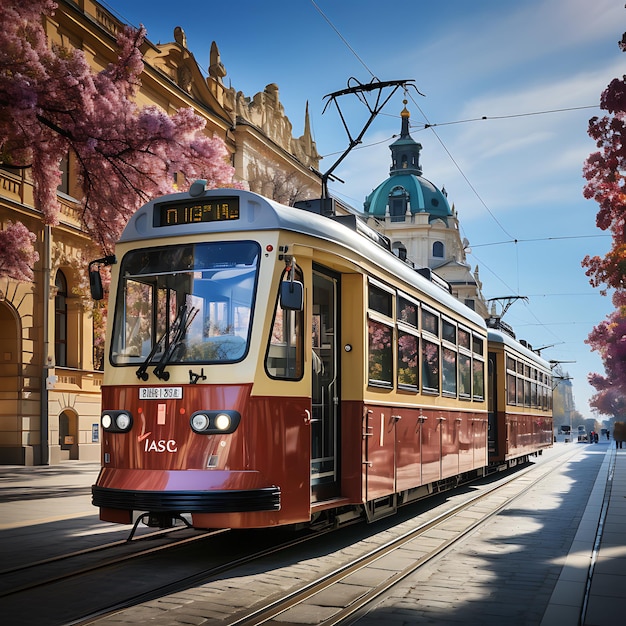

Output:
xmin=92 ymin=468 xmax=280 ymax=523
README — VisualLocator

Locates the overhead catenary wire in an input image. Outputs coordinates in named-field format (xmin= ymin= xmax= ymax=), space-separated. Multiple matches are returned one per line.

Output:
xmin=310 ymin=0 xmax=602 ymax=350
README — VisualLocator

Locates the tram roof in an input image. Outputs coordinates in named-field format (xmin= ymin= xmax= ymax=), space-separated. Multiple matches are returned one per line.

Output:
xmin=119 ymin=188 xmax=486 ymax=330
xmin=488 ymin=328 xmax=551 ymax=371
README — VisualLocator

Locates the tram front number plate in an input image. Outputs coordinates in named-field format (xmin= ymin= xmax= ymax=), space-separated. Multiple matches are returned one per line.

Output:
xmin=139 ymin=387 xmax=183 ymax=400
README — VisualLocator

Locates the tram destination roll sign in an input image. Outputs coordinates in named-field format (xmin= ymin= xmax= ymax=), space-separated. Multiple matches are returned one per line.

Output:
xmin=154 ymin=196 xmax=240 ymax=227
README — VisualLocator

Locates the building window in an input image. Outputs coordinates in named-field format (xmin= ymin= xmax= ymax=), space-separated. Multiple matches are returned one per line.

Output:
xmin=57 ymin=155 xmax=70 ymax=195
xmin=55 ymin=271 xmax=67 ymax=367
xmin=389 ymin=186 xmax=409 ymax=222
xmin=432 ymin=241 xmax=444 ymax=258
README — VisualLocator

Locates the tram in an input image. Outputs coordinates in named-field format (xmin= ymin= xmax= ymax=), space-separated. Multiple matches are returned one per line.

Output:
xmin=487 ymin=328 xmax=554 ymax=464
xmin=90 ymin=184 xmax=552 ymax=530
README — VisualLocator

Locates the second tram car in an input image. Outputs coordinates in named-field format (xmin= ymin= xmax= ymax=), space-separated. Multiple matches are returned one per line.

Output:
xmin=487 ymin=328 xmax=553 ymax=464
xmin=91 ymin=185 xmax=553 ymax=530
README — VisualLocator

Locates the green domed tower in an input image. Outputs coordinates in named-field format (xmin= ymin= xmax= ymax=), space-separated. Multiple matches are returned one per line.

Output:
xmin=363 ymin=102 xmax=486 ymax=317
xmin=364 ymin=101 xmax=452 ymax=224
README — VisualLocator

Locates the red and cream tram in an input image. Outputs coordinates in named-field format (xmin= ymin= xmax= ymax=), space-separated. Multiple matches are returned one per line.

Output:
xmin=487 ymin=327 xmax=554 ymax=464
xmin=91 ymin=185 xmax=552 ymax=530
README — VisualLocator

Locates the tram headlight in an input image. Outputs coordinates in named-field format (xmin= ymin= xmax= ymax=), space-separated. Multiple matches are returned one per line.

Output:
xmin=101 ymin=410 xmax=133 ymax=433
xmin=189 ymin=410 xmax=240 ymax=434
xmin=116 ymin=413 xmax=132 ymax=430
xmin=191 ymin=413 xmax=210 ymax=432
xmin=214 ymin=413 xmax=231 ymax=431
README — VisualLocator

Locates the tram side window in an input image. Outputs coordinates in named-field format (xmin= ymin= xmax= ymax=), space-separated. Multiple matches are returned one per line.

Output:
xmin=516 ymin=376 xmax=524 ymax=405
xmin=458 ymin=353 xmax=471 ymax=398
xmin=422 ymin=339 xmax=440 ymax=394
xmin=458 ymin=328 xmax=470 ymax=350
xmin=472 ymin=336 xmax=485 ymax=401
xmin=421 ymin=307 xmax=440 ymax=394
xmin=265 ymin=267 xmax=304 ymax=380
xmin=397 ymin=295 xmax=418 ymax=327
xmin=507 ymin=372 xmax=517 ymax=404
xmin=442 ymin=319 xmax=457 ymax=397
xmin=397 ymin=330 xmax=418 ymax=389
xmin=473 ymin=335 xmax=484 ymax=356
xmin=369 ymin=283 xmax=393 ymax=316
xmin=368 ymin=280 xmax=394 ymax=387
xmin=368 ymin=318 xmax=393 ymax=387
xmin=545 ymin=379 xmax=552 ymax=410
xmin=442 ymin=347 xmax=457 ymax=396
xmin=422 ymin=308 xmax=439 ymax=336
xmin=458 ymin=327 xmax=471 ymax=399
xmin=397 ymin=293 xmax=419 ymax=390
xmin=473 ymin=358 xmax=484 ymax=400
xmin=443 ymin=319 xmax=456 ymax=344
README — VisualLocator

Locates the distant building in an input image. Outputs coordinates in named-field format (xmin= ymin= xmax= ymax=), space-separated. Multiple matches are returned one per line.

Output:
xmin=0 ymin=0 xmax=321 ymax=465
xmin=362 ymin=102 xmax=487 ymax=318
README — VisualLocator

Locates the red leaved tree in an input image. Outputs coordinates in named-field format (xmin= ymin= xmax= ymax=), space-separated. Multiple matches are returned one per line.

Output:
xmin=583 ymin=30 xmax=626 ymax=412
xmin=0 ymin=0 xmax=236 ymax=281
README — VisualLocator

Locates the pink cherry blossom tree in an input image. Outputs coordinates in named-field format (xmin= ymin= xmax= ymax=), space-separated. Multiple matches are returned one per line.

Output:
xmin=0 ymin=222 xmax=39 ymax=282
xmin=0 ymin=0 xmax=237 ymax=280
xmin=583 ymin=29 xmax=626 ymax=412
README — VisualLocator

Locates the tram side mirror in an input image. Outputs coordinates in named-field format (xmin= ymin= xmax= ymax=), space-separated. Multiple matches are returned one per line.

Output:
xmin=88 ymin=255 xmax=116 ymax=301
xmin=89 ymin=269 xmax=103 ymax=300
xmin=280 ymin=280 xmax=304 ymax=311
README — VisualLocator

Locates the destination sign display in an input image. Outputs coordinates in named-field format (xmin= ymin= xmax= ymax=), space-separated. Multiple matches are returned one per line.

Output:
xmin=155 ymin=197 xmax=240 ymax=227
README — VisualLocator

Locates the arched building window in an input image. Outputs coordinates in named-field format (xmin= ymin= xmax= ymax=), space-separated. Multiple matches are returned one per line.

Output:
xmin=432 ymin=241 xmax=444 ymax=258
xmin=55 ymin=270 xmax=67 ymax=367
xmin=389 ymin=186 xmax=409 ymax=222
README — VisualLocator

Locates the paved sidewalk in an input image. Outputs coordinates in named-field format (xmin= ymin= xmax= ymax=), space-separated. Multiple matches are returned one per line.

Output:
xmin=543 ymin=446 xmax=626 ymax=626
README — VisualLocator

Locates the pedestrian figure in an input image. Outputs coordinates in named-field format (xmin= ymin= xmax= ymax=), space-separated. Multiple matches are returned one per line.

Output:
xmin=614 ymin=422 xmax=625 ymax=449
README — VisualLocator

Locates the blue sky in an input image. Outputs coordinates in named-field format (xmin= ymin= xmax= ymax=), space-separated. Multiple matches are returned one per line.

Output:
xmin=101 ymin=0 xmax=625 ymax=419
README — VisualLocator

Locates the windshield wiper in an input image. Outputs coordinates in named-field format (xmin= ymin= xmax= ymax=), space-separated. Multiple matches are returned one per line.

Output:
xmin=136 ymin=328 xmax=168 ymax=382
xmin=153 ymin=303 xmax=198 ymax=381
xmin=135 ymin=302 xmax=196 ymax=381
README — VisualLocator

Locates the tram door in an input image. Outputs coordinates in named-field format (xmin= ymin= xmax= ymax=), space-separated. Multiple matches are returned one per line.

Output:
xmin=487 ymin=352 xmax=498 ymax=456
xmin=311 ymin=269 xmax=339 ymax=501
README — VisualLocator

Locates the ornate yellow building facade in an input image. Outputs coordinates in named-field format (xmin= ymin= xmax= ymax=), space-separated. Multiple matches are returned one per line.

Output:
xmin=0 ymin=0 xmax=321 ymax=464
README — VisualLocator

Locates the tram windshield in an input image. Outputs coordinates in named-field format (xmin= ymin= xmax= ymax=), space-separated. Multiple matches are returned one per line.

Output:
xmin=110 ymin=241 xmax=260 ymax=368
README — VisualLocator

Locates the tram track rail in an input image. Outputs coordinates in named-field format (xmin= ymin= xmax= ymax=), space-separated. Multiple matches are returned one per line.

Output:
xmin=0 ymin=521 xmax=204 ymax=577
xmin=1 ymin=444 xmax=585 ymax=626
xmin=0 ymin=512 xmax=338 ymax=625
xmin=73 ymin=444 xmax=584 ymax=626
xmin=0 ymin=525 xmax=227 ymax=599
xmin=226 ymin=445 xmax=585 ymax=625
